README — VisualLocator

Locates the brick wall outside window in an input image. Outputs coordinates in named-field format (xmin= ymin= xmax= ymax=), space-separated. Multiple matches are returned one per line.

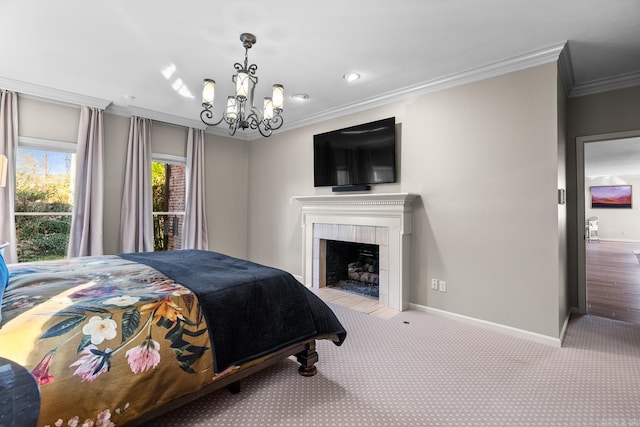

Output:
xmin=166 ymin=164 xmax=185 ymax=250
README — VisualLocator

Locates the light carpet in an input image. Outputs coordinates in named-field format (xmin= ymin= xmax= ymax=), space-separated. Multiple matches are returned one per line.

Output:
xmin=141 ymin=305 xmax=640 ymax=426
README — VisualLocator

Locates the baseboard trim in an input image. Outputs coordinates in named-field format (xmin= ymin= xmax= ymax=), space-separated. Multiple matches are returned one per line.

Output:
xmin=590 ymin=238 xmax=640 ymax=243
xmin=408 ymin=303 xmax=562 ymax=347
xmin=558 ymin=311 xmax=572 ymax=346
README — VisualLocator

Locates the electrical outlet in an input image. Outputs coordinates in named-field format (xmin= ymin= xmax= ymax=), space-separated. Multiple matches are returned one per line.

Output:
xmin=438 ymin=280 xmax=447 ymax=292
xmin=431 ymin=279 xmax=438 ymax=290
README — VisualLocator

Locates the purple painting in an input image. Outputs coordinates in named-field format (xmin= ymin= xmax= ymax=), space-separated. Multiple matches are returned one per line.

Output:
xmin=590 ymin=185 xmax=632 ymax=208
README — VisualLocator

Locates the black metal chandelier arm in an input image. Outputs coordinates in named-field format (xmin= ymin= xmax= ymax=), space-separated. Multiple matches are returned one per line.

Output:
xmin=245 ymin=111 xmax=261 ymax=130
xmin=200 ymin=108 xmax=226 ymax=127
xmin=228 ymin=117 xmax=240 ymax=136
xmin=266 ymin=114 xmax=284 ymax=130
xmin=257 ymin=124 xmax=273 ymax=137
xmin=242 ymin=110 xmax=272 ymax=137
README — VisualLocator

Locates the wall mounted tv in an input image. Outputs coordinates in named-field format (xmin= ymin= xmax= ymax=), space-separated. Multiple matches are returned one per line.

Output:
xmin=313 ymin=117 xmax=396 ymax=189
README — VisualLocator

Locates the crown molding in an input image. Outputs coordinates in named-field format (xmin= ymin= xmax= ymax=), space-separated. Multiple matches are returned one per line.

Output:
xmin=557 ymin=43 xmax=575 ymax=97
xmin=568 ymin=70 xmax=640 ymax=98
xmin=107 ymin=104 xmax=256 ymax=139
xmin=285 ymin=42 xmax=568 ymax=133
xmin=138 ymin=42 xmax=570 ymax=140
xmin=107 ymin=105 xmax=208 ymax=131
xmin=5 ymin=40 xmax=640 ymax=140
xmin=0 ymin=76 xmax=111 ymax=110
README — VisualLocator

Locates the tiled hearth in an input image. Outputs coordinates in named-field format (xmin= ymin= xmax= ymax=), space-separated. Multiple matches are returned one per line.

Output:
xmin=293 ymin=193 xmax=418 ymax=311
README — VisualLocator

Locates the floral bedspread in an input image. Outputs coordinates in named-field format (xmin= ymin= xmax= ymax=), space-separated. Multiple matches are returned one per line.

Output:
xmin=0 ymin=256 xmax=219 ymax=426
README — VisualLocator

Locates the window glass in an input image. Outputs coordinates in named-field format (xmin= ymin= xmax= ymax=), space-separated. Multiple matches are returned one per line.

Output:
xmin=15 ymin=145 xmax=75 ymax=262
xmin=152 ymin=159 xmax=185 ymax=251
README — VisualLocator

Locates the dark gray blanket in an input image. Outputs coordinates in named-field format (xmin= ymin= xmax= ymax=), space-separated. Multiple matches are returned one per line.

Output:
xmin=119 ymin=250 xmax=346 ymax=372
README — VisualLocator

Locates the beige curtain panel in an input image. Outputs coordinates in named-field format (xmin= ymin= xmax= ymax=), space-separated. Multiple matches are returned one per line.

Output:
xmin=68 ymin=106 xmax=105 ymax=257
xmin=120 ymin=116 xmax=154 ymax=253
xmin=0 ymin=90 xmax=18 ymax=263
xmin=183 ymin=128 xmax=208 ymax=250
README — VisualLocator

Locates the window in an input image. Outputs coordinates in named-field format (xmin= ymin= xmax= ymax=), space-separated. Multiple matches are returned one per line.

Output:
xmin=152 ymin=154 xmax=186 ymax=251
xmin=15 ymin=138 xmax=76 ymax=262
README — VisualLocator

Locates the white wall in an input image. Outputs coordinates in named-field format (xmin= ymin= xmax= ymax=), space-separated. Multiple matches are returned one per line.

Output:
xmin=585 ymin=176 xmax=640 ymax=241
xmin=249 ymin=63 xmax=566 ymax=339
xmin=19 ymin=96 xmax=80 ymax=141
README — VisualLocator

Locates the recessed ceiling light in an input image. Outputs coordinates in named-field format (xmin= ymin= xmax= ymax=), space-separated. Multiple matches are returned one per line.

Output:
xmin=343 ymin=72 xmax=361 ymax=82
xmin=292 ymin=93 xmax=310 ymax=101
xmin=123 ymin=94 xmax=136 ymax=101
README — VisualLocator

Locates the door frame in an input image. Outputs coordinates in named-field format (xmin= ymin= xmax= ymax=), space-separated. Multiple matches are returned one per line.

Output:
xmin=576 ymin=130 xmax=640 ymax=314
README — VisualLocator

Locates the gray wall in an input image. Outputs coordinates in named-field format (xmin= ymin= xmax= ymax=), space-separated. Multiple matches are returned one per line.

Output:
xmin=248 ymin=63 xmax=567 ymax=339
xmin=16 ymin=61 xmax=573 ymax=341
xmin=17 ymin=96 xmax=250 ymax=259
xmin=566 ymin=85 xmax=640 ymax=310
xmin=557 ymin=66 xmax=569 ymax=334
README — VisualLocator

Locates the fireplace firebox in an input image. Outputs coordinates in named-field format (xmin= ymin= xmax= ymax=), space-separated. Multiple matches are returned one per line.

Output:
xmin=325 ymin=240 xmax=379 ymax=298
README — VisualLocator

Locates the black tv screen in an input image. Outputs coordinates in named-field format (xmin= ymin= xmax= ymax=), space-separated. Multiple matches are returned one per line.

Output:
xmin=313 ymin=117 xmax=396 ymax=187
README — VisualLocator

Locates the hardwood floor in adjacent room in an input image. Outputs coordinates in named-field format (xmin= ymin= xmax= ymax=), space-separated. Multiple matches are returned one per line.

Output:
xmin=586 ymin=240 xmax=640 ymax=323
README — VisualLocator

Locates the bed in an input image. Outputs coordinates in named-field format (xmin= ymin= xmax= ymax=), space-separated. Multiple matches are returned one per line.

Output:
xmin=0 ymin=250 xmax=346 ymax=426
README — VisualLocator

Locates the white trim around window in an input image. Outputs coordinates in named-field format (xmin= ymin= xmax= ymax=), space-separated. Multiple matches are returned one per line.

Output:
xmin=152 ymin=153 xmax=186 ymax=165
xmin=19 ymin=136 xmax=77 ymax=153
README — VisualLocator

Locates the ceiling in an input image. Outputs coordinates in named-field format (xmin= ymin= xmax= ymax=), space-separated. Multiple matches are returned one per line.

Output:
xmin=585 ymin=137 xmax=640 ymax=178
xmin=1 ymin=0 xmax=640 ymax=139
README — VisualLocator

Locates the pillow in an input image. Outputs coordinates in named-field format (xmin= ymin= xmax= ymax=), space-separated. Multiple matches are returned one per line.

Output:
xmin=0 ymin=253 xmax=8 ymax=325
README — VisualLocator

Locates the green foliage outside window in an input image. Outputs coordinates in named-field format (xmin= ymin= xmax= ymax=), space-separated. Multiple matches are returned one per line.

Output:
xmin=152 ymin=161 xmax=184 ymax=252
xmin=152 ymin=162 xmax=168 ymax=251
xmin=15 ymin=149 xmax=73 ymax=262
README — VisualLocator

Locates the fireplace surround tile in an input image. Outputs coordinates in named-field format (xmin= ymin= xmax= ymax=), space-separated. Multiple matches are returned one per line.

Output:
xmin=356 ymin=226 xmax=377 ymax=245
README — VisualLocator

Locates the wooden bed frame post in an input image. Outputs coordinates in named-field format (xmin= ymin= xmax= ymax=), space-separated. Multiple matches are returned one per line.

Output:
xmin=295 ymin=340 xmax=318 ymax=376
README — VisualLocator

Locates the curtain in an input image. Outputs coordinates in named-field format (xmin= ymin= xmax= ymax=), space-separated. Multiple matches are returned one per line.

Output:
xmin=183 ymin=128 xmax=209 ymax=250
xmin=67 ymin=106 xmax=104 ymax=257
xmin=120 ymin=117 xmax=154 ymax=253
xmin=0 ymin=90 xmax=18 ymax=263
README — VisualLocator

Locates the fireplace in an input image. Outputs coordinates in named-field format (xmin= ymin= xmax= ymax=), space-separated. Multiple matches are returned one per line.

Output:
xmin=323 ymin=240 xmax=380 ymax=298
xmin=294 ymin=193 xmax=418 ymax=311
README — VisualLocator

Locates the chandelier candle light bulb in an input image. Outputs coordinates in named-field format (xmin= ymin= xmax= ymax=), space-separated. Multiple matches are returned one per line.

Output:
xmin=235 ymin=71 xmax=250 ymax=99
xmin=272 ymin=84 xmax=284 ymax=111
xmin=264 ymin=98 xmax=274 ymax=120
xmin=225 ymin=97 xmax=238 ymax=121
xmin=202 ymin=79 xmax=215 ymax=106
xmin=200 ymin=33 xmax=284 ymax=137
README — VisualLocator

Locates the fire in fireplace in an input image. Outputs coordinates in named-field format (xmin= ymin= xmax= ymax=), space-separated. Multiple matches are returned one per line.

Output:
xmin=325 ymin=240 xmax=379 ymax=298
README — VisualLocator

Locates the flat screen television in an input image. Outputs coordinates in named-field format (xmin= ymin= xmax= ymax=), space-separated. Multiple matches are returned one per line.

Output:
xmin=313 ymin=117 xmax=396 ymax=188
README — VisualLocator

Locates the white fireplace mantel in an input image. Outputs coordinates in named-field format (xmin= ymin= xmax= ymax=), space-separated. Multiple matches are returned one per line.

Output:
xmin=293 ymin=193 xmax=419 ymax=311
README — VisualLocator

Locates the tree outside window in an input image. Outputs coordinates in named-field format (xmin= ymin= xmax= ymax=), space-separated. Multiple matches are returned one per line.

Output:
xmin=14 ymin=145 xmax=75 ymax=262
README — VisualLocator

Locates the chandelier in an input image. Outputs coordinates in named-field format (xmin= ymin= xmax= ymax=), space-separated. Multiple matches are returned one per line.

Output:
xmin=200 ymin=33 xmax=284 ymax=137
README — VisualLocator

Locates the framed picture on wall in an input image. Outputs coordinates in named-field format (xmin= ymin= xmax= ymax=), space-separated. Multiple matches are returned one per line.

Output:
xmin=590 ymin=185 xmax=632 ymax=208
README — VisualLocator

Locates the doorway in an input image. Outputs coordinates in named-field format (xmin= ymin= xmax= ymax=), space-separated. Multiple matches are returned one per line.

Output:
xmin=577 ymin=132 xmax=640 ymax=323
